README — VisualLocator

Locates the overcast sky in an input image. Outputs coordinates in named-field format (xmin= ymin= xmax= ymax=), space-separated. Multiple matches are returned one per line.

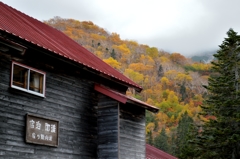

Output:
xmin=2 ymin=0 xmax=240 ymax=57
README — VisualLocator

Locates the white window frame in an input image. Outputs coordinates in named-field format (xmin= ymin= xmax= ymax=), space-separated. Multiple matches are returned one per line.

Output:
xmin=11 ymin=61 xmax=46 ymax=97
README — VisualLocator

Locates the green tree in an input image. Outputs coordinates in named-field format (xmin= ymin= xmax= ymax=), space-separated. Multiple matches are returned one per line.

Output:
xmin=154 ymin=128 xmax=169 ymax=152
xmin=195 ymin=28 xmax=240 ymax=159
xmin=180 ymin=83 xmax=187 ymax=102
xmin=148 ymin=131 xmax=154 ymax=145
xmin=146 ymin=111 xmax=155 ymax=124
xmin=175 ymin=112 xmax=196 ymax=159
xmin=111 ymin=49 xmax=116 ymax=59
xmin=168 ymin=131 xmax=177 ymax=156
xmin=158 ymin=64 xmax=164 ymax=78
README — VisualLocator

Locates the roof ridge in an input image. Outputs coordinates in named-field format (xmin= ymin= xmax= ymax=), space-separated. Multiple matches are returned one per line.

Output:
xmin=0 ymin=2 xmax=142 ymax=91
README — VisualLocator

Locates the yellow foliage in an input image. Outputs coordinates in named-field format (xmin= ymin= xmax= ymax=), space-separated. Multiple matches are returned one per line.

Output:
xmin=112 ymin=44 xmax=132 ymax=63
xmin=103 ymin=57 xmax=121 ymax=69
xmin=146 ymin=122 xmax=155 ymax=134
xmin=199 ymin=115 xmax=209 ymax=122
xmin=175 ymin=73 xmax=192 ymax=83
xmin=90 ymin=33 xmax=106 ymax=41
xmin=170 ymin=115 xmax=175 ymax=123
xmin=126 ymin=90 xmax=132 ymax=96
xmin=165 ymin=127 xmax=171 ymax=136
xmin=129 ymin=62 xmax=153 ymax=73
xmin=167 ymin=91 xmax=179 ymax=104
xmin=164 ymin=70 xmax=178 ymax=80
xmin=94 ymin=51 xmax=104 ymax=59
xmin=188 ymin=99 xmax=195 ymax=108
xmin=110 ymin=32 xmax=122 ymax=44
xmin=155 ymin=112 xmax=169 ymax=124
xmin=124 ymin=69 xmax=144 ymax=84
xmin=113 ymin=44 xmax=131 ymax=55
xmin=129 ymin=63 xmax=145 ymax=72
xmin=146 ymin=47 xmax=158 ymax=58
xmin=161 ymin=77 xmax=170 ymax=85
xmin=194 ymin=94 xmax=203 ymax=101
xmin=145 ymin=89 xmax=153 ymax=95
xmin=44 ymin=18 xmax=207 ymax=139
xmin=188 ymin=62 xmax=212 ymax=71
xmin=145 ymin=65 xmax=154 ymax=71
xmin=146 ymin=98 xmax=154 ymax=105
xmin=187 ymin=110 xmax=194 ymax=118
xmin=127 ymin=40 xmax=139 ymax=47
xmin=139 ymin=54 xmax=155 ymax=65
xmin=196 ymin=105 xmax=202 ymax=112
xmin=160 ymin=56 xmax=170 ymax=63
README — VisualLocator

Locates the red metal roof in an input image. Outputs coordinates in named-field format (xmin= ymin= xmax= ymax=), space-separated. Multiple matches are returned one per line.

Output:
xmin=0 ymin=2 xmax=142 ymax=91
xmin=94 ymin=84 xmax=159 ymax=113
xmin=146 ymin=144 xmax=178 ymax=159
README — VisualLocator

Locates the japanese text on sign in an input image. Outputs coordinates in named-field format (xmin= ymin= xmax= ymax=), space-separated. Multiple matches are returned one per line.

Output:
xmin=26 ymin=114 xmax=59 ymax=147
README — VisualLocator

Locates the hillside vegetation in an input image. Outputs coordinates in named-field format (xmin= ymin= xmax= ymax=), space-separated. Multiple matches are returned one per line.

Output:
xmin=44 ymin=17 xmax=212 ymax=156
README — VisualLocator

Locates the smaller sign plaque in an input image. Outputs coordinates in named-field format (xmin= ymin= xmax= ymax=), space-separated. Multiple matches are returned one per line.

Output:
xmin=26 ymin=114 xmax=59 ymax=147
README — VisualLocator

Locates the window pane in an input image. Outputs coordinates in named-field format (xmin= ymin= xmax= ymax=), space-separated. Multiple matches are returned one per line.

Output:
xmin=13 ymin=65 xmax=28 ymax=89
xmin=29 ymin=71 xmax=44 ymax=93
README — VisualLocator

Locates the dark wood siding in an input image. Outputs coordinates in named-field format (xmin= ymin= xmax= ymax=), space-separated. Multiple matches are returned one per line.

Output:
xmin=97 ymin=94 xmax=119 ymax=159
xmin=119 ymin=104 xmax=146 ymax=159
xmin=0 ymin=51 xmax=97 ymax=158
xmin=0 ymin=38 xmax=149 ymax=159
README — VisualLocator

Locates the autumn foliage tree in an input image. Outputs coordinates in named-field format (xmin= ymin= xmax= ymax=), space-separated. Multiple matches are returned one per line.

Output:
xmin=45 ymin=17 xmax=210 ymax=156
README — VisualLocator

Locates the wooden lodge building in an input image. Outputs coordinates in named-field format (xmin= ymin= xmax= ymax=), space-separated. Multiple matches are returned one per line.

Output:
xmin=0 ymin=2 xmax=159 ymax=159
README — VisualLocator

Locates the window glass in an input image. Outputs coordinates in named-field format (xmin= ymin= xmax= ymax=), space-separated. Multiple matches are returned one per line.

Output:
xmin=11 ymin=62 xmax=45 ymax=97
xmin=29 ymin=71 xmax=44 ymax=93
xmin=13 ymin=65 xmax=28 ymax=89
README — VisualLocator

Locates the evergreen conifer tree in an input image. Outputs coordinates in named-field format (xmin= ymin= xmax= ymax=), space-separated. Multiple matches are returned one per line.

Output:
xmin=195 ymin=28 xmax=240 ymax=159
xmin=180 ymin=83 xmax=187 ymax=102
xmin=175 ymin=112 xmax=196 ymax=159
xmin=154 ymin=128 xmax=169 ymax=153
xmin=148 ymin=131 xmax=153 ymax=145
xmin=111 ymin=49 xmax=116 ymax=59
xmin=158 ymin=64 xmax=164 ymax=78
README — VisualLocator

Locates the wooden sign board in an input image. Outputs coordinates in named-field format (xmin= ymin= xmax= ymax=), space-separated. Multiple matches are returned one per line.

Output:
xmin=26 ymin=114 xmax=59 ymax=147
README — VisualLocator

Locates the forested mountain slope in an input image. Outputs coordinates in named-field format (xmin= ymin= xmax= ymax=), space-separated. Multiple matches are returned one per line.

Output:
xmin=44 ymin=17 xmax=212 ymax=156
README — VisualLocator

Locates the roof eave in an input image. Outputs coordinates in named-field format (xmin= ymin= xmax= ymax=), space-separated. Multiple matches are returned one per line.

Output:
xmin=127 ymin=99 xmax=159 ymax=113
xmin=0 ymin=30 xmax=143 ymax=92
xmin=94 ymin=84 xmax=158 ymax=113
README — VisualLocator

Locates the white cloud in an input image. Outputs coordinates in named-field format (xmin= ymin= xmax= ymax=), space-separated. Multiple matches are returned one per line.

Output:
xmin=2 ymin=0 xmax=240 ymax=56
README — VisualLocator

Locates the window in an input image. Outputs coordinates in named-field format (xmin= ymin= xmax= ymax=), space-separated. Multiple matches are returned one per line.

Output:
xmin=11 ymin=62 xmax=46 ymax=97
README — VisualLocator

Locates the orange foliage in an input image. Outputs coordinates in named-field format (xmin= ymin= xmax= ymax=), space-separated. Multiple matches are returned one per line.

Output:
xmin=170 ymin=52 xmax=187 ymax=65
xmin=45 ymin=17 xmax=208 ymax=141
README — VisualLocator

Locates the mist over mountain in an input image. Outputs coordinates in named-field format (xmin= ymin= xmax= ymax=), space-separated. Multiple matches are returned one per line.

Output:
xmin=190 ymin=50 xmax=216 ymax=63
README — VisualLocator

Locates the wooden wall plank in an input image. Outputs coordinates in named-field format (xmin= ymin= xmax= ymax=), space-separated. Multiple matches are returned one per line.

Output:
xmin=97 ymin=94 xmax=119 ymax=159
xmin=0 ymin=50 xmax=98 ymax=158
xmin=119 ymin=104 xmax=146 ymax=159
